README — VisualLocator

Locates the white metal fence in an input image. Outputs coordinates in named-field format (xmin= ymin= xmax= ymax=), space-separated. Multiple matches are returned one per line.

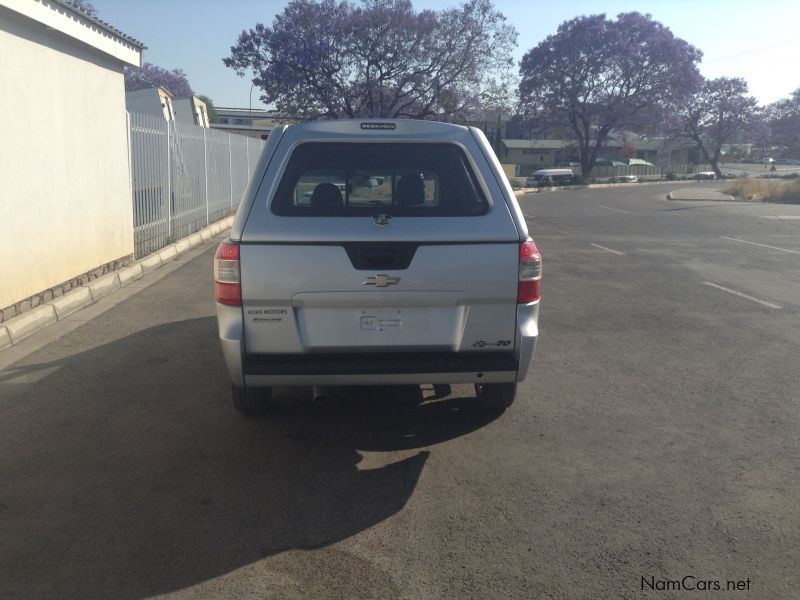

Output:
xmin=588 ymin=164 xmax=712 ymax=179
xmin=128 ymin=112 xmax=265 ymax=258
xmin=517 ymin=163 xmax=712 ymax=178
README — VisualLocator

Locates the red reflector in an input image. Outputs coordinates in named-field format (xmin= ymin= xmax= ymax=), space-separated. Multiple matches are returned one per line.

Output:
xmin=216 ymin=242 xmax=239 ymax=261
xmin=215 ymin=281 xmax=242 ymax=306
xmin=518 ymin=280 xmax=541 ymax=303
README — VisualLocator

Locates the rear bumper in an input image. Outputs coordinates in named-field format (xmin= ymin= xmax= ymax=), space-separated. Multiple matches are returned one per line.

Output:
xmin=217 ymin=301 xmax=539 ymax=387
xmin=245 ymin=371 xmax=516 ymax=386
xmin=217 ymin=303 xmax=245 ymax=387
xmin=245 ymin=350 xmax=517 ymax=375
xmin=242 ymin=350 xmax=517 ymax=386
xmin=514 ymin=301 xmax=539 ymax=382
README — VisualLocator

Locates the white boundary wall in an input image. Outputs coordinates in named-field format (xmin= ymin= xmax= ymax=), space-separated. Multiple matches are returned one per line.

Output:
xmin=0 ymin=6 xmax=137 ymax=309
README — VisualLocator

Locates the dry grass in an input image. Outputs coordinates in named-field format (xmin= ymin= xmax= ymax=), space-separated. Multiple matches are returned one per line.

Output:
xmin=723 ymin=178 xmax=800 ymax=204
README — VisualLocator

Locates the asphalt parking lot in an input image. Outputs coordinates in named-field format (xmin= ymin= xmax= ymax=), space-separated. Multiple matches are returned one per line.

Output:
xmin=1 ymin=182 xmax=799 ymax=599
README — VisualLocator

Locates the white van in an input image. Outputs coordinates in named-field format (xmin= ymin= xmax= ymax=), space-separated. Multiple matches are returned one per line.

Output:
xmin=525 ymin=169 xmax=574 ymax=187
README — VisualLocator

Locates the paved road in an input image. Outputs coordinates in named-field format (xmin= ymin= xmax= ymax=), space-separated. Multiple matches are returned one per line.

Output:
xmin=1 ymin=183 xmax=799 ymax=599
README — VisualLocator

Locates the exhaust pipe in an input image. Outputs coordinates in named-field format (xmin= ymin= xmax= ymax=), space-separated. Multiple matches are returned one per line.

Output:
xmin=311 ymin=386 xmax=329 ymax=405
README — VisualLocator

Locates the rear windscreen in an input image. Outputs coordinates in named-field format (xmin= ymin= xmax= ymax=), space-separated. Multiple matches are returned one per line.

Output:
xmin=270 ymin=143 xmax=489 ymax=216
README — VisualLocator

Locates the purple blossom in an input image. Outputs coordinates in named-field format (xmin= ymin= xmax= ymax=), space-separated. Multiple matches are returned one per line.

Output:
xmin=124 ymin=63 xmax=194 ymax=99
xmin=518 ymin=12 xmax=702 ymax=178
xmin=223 ymin=0 xmax=517 ymax=120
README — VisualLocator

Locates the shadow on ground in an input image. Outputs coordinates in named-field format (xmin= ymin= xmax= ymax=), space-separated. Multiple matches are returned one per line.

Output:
xmin=0 ymin=317 xmax=499 ymax=599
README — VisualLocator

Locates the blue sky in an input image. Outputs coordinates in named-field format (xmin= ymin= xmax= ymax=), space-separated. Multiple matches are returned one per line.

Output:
xmin=93 ymin=0 xmax=800 ymax=109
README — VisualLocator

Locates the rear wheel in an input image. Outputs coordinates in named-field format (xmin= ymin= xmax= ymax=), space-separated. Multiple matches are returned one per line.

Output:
xmin=475 ymin=382 xmax=516 ymax=412
xmin=232 ymin=384 xmax=273 ymax=415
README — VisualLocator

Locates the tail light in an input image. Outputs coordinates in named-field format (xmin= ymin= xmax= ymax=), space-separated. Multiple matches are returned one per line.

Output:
xmin=518 ymin=240 xmax=542 ymax=303
xmin=214 ymin=241 xmax=241 ymax=306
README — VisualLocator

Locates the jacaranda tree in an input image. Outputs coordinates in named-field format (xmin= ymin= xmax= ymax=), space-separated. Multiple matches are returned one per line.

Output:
xmin=674 ymin=77 xmax=758 ymax=177
xmin=124 ymin=63 xmax=195 ymax=99
xmin=223 ymin=0 xmax=517 ymax=120
xmin=519 ymin=12 xmax=702 ymax=178
xmin=766 ymin=87 xmax=800 ymax=157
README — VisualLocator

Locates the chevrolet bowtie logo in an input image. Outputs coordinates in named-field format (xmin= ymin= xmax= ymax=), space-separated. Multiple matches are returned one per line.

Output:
xmin=362 ymin=274 xmax=400 ymax=288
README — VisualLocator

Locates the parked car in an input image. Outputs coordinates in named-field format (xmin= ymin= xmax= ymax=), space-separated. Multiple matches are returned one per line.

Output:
xmin=610 ymin=175 xmax=638 ymax=183
xmin=525 ymin=168 xmax=574 ymax=187
xmin=692 ymin=172 xmax=717 ymax=180
xmin=214 ymin=119 xmax=541 ymax=414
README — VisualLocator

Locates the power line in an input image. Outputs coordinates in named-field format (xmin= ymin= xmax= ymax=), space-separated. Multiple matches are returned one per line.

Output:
xmin=705 ymin=36 xmax=800 ymax=63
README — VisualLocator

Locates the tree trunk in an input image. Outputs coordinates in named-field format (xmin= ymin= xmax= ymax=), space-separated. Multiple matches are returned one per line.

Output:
xmin=697 ymin=141 xmax=721 ymax=177
xmin=580 ymin=154 xmax=593 ymax=181
xmin=577 ymin=138 xmax=594 ymax=180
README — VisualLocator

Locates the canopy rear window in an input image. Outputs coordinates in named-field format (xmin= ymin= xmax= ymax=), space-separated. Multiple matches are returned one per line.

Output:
xmin=271 ymin=143 xmax=488 ymax=216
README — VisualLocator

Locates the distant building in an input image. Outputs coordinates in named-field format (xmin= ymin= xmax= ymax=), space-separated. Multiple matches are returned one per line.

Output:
xmin=500 ymin=140 xmax=577 ymax=170
xmin=174 ymin=96 xmax=209 ymax=127
xmin=500 ymin=138 xmax=691 ymax=174
xmin=125 ymin=86 xmax=175 ymax=121
xmin=215 ymin=106 xmax=272 ymax=126
xmin=211 ymin=106 xmax=298 ymax=139
xmin=721 ymin=143 xmax=753 ymax=158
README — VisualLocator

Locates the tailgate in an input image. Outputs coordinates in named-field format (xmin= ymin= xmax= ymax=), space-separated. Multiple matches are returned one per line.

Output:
xmin=240 ymin=243 xmax=519 ymax=354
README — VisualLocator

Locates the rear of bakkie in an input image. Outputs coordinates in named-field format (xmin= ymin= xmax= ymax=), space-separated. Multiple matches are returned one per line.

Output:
xmin=215 ymin=119 xmax=541 ymax=414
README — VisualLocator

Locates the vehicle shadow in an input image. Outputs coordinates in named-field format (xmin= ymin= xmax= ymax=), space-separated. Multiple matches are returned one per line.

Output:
xmin=0 ymin=317 xmax=499 ymax=599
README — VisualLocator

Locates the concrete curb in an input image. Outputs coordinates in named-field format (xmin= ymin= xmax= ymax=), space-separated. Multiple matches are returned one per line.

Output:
xmin=88 ymin=273 xmax=121 ymax=302
xmin=118 ymin=264 xmax=143 ymax=286
xmin=158 ymin=244 xmax=179 ymax=263
xmin=0 ymin=327 xmax=11 ymax=351
xmin=51 ymin=287 xmax=93 ymax=320
xmin=140 ymin=253 xmax=162 ymax=274
xmin=0 ymin=215 xmax=235 ymax=350
xmin=4 ymin=305 xmax=58 ymax=345
xmin=666 ymin=191 xmax=735 ymax=202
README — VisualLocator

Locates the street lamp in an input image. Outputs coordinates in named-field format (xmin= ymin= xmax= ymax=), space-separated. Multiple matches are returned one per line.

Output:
xmin=249 ymin=81 xmax=255 ymax=134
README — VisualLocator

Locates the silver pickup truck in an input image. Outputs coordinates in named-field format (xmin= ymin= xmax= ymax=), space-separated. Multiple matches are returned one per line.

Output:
xmin=214 ymin=119 xmax=541 ymax=414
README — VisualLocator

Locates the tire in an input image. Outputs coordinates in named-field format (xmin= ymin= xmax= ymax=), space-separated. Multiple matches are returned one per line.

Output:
xmin=232 ymin=384 xmax=273 ymax=415
xmin=475 ymin=382 xmax=517 ymax=412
